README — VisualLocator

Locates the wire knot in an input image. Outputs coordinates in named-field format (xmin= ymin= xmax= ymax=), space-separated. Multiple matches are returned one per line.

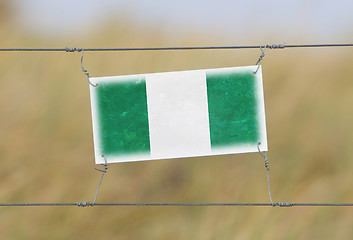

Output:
xmin=65 ymin=47 xmax=82 ymax=52
xmin=274 ymin=202 xmax=294 ymax=207
xmin=253 ymin=43 xmax=286 ymax=74
xmin=267 ymin=43 xmax=286 ymax=49
xmin=95 ymin=154 xmax=108 ymax=173
xmin=76 ymin=202 xmax=93 ymax=207
xmin=257 ymin=142 xmax=270 ymax=171
xmin=264 ymin=159 xmax=269 ymax=169
xmin=253 ymin=46 xmax=267 ymax=74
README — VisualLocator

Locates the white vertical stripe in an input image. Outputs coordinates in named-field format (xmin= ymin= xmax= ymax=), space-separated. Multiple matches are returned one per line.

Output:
xmin=146 ymin=70 xmax=211 ymax=159
xmin=255 ymin=66 xmax=268 ymax=151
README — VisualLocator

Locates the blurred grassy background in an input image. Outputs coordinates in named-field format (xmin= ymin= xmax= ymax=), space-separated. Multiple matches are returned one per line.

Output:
xmin=1 ymin=1 xmax=353 ymax=239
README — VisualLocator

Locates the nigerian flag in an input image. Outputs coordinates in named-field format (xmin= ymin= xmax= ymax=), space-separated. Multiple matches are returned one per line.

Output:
xmin=90 ymin=65 xmax=267 ymax=164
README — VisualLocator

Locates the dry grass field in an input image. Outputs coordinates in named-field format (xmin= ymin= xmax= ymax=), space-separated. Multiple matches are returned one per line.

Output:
xmin=1 ymin=6 xmax=353 ymax=239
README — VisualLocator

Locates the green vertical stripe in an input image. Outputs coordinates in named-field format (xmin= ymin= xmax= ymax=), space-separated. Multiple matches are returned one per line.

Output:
xmin=206 ymin=70 xmax=259 ymax=148
xmin=96 ymin=77 xmax=150 ymax=156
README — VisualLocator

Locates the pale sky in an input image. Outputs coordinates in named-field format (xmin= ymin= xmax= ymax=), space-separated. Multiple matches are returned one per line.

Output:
xmin=11 ymin=0 xmax=353 ymax=42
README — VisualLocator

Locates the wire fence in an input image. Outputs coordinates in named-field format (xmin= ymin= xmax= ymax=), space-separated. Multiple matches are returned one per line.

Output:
xmin=1 ymin=42 xmax=353 ymax=207
xmin=0 ymin=43 xmax=352 ymax=52
xmin=1 ymin=202 xmax=353 ymax=207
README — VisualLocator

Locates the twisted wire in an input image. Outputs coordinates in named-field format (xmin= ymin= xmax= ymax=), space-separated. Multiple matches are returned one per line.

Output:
xmin=92 ymin=154 xmax=108 ymax=206
xmin=257 ymin=142 xmax=274 ymax=205
xmin=80 ymin=49 xmax=98 ymax=87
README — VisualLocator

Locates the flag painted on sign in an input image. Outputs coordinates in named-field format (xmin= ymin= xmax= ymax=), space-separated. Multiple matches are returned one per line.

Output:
xmin=90 ymin=66 xmax=267 ymax=164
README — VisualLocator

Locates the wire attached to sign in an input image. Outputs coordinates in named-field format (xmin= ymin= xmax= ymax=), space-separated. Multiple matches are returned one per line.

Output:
xmin=252 ymin=43 xmax=286 ymax=74
xmin=92 ymin=154 xmax=108 ymax=206
xmin=253 ymin=46 xmax=267 ymax=75
xmin=80 ymin=49 xmax=98 ymax=87
xmin=257 ymin=142 xmax=274 ymax=206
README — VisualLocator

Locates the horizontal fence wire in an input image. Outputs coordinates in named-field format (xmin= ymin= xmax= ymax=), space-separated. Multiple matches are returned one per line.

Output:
xmin=1 ymin=202 xmax=353 ymax=207
xmin=0 ymin=43 xmax=353 ymax=52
